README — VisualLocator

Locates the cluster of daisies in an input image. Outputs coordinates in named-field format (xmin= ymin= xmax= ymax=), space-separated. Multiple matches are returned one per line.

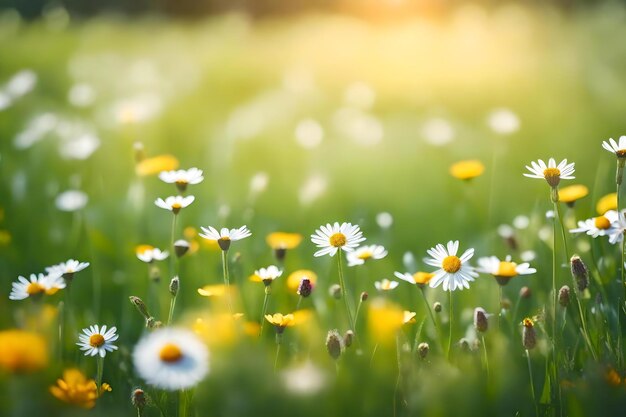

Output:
xmin=9 ymin=259 xmax=89 ymax=300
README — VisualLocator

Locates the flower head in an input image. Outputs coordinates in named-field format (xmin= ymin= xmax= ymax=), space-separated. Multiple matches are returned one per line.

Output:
xmin=9 ymin=273 xmax=65 ymax=300
xmin=394 ymin=271 xmax=434 ymax=287
xmin=154 ymin=195 xmax=195 ymax=215
xmin=570 ymin=210 xmax=619 ymax=239
xmin=77 ymin=325 xmax=118 ymax=358
xmin=266 ymin=232 xmax=303 ymax=250
xmin=424 ymin=240 xmax=478 ymax=291
xmin=602 ymin=136 xmax=626 ymax=158
xmin=310 ymin=222 xmax=366 ymax=257
xmin=251 ymin=265 xmax=283 ymax=286
xmin=50 ymin=368 xmax=111 ymax=409
xmin=374 ymin=279 xmax=399 ymax=291
xmin=135 ymin=154 xmax=179 ymax=176
xmin=199 ymin=225 xmax=251 ymax=251
xmin=159 ymin=168 xmax=204 ymax=192
xmin=265 ymin=313 xmax=296 ymax=333
xmin=0 ymin=329 xmax=48 ymax=373
xmin=558 ymin=184 xmax=589 ymax=206
xmin=476 ymin=255 xmax=536 ymax=286
xmin=133 ymin=328 xmax=209 ymax=391
xmin=346 ymin=244 xmax=387 ymax=266
xmin=449 ymin=160 xmax=485 ymax=180
xmin=596 ymin=193 xmax=618 ymax=215
xmin=46 ymin=259 xmax=90 ymax=281
xmin=136 ymin=246 xmax=169 ymax=263
xmin=523 ymin=158 xmax=575 ymax=188
xmin=287 ymin=270 xmax=318 ymax=292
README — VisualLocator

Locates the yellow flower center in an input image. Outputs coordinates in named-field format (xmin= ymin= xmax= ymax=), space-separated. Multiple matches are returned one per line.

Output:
xmin=26 ymin=282 xmax=45 ymax=295
xmin=413 ymin=272 xmax=434 ymax=285
xmin=543 ymin=167 xmax=561 ymax=187
xmin=617 ymin=149 xmax=626 ymax=158
xmin=357 ymin=251 xmax=373 ymax=260
xmin=89 ymin=334 xmax=105 ymax=348
xmin=594 ymin=216 xmax=611 ymax=230
xmin=329 ymin=233 xmax=347 ymax=247
xmin=159 ymin=343 xmax=183 ymax=363
xmin=522 ymin=318 xmax=534 ymax=328
xmin=175 ymin=180 xmax=189 ymax=185
xmin=171 ymin=203 xmax=182 ymax=210
xmin=442 ymin=256 xmax=462 ymax=273
xmin=496 ymin=261 xmax=518 ymax=278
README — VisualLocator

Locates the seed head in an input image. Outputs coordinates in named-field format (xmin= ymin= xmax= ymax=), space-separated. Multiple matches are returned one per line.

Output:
xmin=519 ymin=286 xmax=532 ymax=299
xmin=129 ymin=296 xmax=150 ymax=319
xmin=169 ymin=276 xmax=179 ymax=297
xmin=326 ymin=330 xmax=343 ymax=360
xmin=360 ymin=291 xmax=369 ymax=302
xmin=131 ymin=388 xmax=147 ymax=411
xmin=558 ymin=285 xmax=570 ymax=307
xmin=433 ymin=302 xmax=442 ymax=313
xmin=417 ymin=342 xmax=429 ymax=359
xmin=570 ymin=255 xmax=589 ymax=292
xmin=343 ymin=330 xmax=354 ymax=348
xmin=174 ymin=240 xmax=190 ymax=258
xmin=329 ymin=284 xmax=342 ymax=300
xmin=297 ymin=278 xmax=312 ymax=298
xmin=522 ymin=318 xmax=536 ymax=350
xmin=474 ymin=307 xmax=489 ymax=333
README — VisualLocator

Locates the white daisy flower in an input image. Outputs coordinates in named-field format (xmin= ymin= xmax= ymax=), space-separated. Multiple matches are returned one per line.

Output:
xmin=310 ymin=222 xmax=366 ymax=257
xmin=136 ymin=247 xmax=169 ymax=263
xmin=346 ymin=244 xmax=388 ymax=267
xmin=476 ymin=255 xmax=536 ymax=286
xmin=608 ymin=210 xmax=626 ymax=245
xmin=199 ymin=225 xmax=251 ymax=251
xmin=570 ymin=210 xmax=619 ymax=238
xmin=154 ymin=195 xmax=195 ymax=214
xmin=253 ymin=265 xmax=283 ymax=285
xmin=9 ymin=273 xmax=66 ymax=300
xmin=393 ymin=271 xmax=434 ymax=287
xmin=523 ymin=158 xmax=575 ymax=187
xmin=45 ymin=259 xmax=90 ymax=279
xmin=374 ymin=279 xmax=399 ymax=291
xmin=424 ymin=240 xmax=478 ymax=291
xmin=602 ymin=136 xmax=626 ymax=158
xmin=158 ymin=168 xmax=204 ymax=192
xmin=133 ymin=328 xmax=209 ymax=391
xmin=77 ymin=324 xmax=119 ymax=358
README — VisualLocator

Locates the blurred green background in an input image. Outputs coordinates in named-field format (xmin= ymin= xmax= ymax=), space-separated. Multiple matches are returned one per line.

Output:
xmin=1 ymin=1 xmax=626 ymax=416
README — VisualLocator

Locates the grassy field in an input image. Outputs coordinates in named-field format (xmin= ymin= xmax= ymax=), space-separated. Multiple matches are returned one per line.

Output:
xmin=1 ymin=3 xmax=626 ymax=416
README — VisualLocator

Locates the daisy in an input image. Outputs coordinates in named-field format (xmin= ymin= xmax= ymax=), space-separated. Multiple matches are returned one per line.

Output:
xmin=374 ymin=279 xmax=399 ymax=291
xmin=154 ymin=195 xmax=195 ymax=214
xmin=423 ymin=240 xmax=478 ymax=291
xmin=9 ymin=273 xmax=66 ymax=300
xmin=251 ymin=265 xmax=283 ymax=286
xmin=133 ymin=328 xmax=209 ymax=391
xmin=45 ymin=259 xmax=90 ymax=280
xmin=476 ymin=255 xmax=537 ymax=286
xmin=346 ymin=244 xmax=388 ymax=266
xmin=77 ymin=325 xmax=118 ymax=358
xmin=608 ymin=210 xmax=626 ymax=245
xmin=570 ymin=210 xmax=619 ymax=239
xmin=602 ymin=136 xmax=626 ymax=158
xmin=394 ymin=271 xmax=434 ymax=288
xmin=199 ymin=225 xmax=251 ymax=251
xmin=523 ymin=158 xmax=575 ymax=188
xmin=310 ymin=222 xmax=366 ymax=257
xmin=136 ymin=247 xmax=169 ymax=263
xmin=159 ymin=168 xmax=204 ymax=192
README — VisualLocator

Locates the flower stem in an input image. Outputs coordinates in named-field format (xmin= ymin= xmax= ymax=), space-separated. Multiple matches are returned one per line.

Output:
xmin=167 ymin=294 xmax=177 ymax=326
xmin=526 ymin=350 xmax=539 ymax=417
xmin=96 ymin=355 xmax=104 ymax=393
xmin=337 ymin=250 xmax=355 ymax=332
xmin=274 ymin=333 xmax=282 ymax=373
xmin=419 ymin=287 xmax=443 ymax=352
xmin=481 ymin=335 xmax=490 ymax=381
xmin=447 ymin=289 xmax=453 ymax=361
xmin=221 ymin=250 xmax=232 ymax=314
xmin=295 ymin=295 xmax=303 ymax=311
xmin=259 ymin=290 xmax=270 ymax=337
xmin=178 ymin=389 xmax=187 ymax=417
xmin=170 ymin=214 xmax=177 ymax=276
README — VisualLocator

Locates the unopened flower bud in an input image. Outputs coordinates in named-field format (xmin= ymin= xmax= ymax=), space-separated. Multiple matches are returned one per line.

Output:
xmin=522 ymin=318 xmax=536 ymax=350
xmin=297 ymin=278 xmax=312 ymax=298
xmin=474 ymin=307 xmax=488 ymax=333
xmin=329 ymin=284 xmax=342 ymax=299
xmin=129 ymin=296 xmax=150 ymax=319
xmin=559 ymin=285 xmax=570 ymax=307
xmin=417 ymin=342 xmax=429 ymax=359
xmin=149 ymin=264 xmax=161 ymax=282
xmin=520 ymin=286 xmax=531 ymax=299
xmin=570 ymin=255 xmax=589 ymax=292
xmin=500 ymin=298 xmax=512 ymax=310
xmin=360 ymin=291 xmax=368 ymax=302
xmin=133 ymin=142 xmax=145 ymax=162
xmin=174 ymin=239 xmax=190 ymax=258
xmin=326 ymin=330 xmax=343 ymax=360
xmin=131 ymin=388 xmax=147 ymax=412
xmin=433 ymin=302 xmax=442 ymax=313
xmin=274 ymin=248 xmax=287 ymax=263
xmin=169 ymin=276 xmax=179 ymax=297
xmin=146 ymin=317 xmax=162 ymax=329
xmin=344 ymin=330 xmax=354 ymax=348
